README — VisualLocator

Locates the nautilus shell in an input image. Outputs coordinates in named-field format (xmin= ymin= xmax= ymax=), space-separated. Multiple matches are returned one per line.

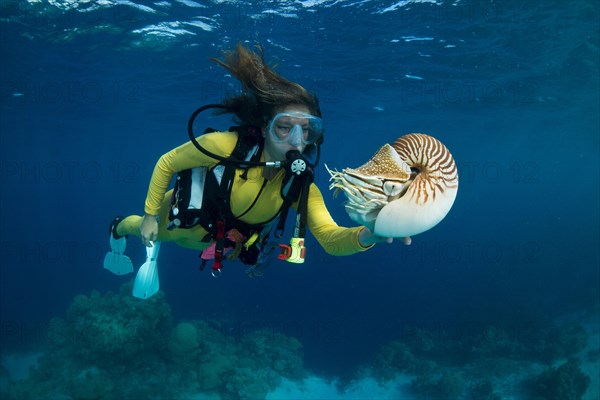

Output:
xmin=326 ymin=133 xmax=458 ymax=237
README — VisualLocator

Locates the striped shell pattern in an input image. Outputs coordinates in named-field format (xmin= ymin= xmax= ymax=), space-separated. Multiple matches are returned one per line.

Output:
xmin=326 ymin=133 xmax=458 ymax=237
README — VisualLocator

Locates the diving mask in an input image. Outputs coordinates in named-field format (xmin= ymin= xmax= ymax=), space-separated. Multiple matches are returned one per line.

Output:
xmin=267 ymin=112 xmax=324 ymax=146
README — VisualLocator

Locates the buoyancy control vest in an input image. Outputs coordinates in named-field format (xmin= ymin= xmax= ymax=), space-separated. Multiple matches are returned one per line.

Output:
xmin=167 ymin=125 xmax=265 ymax=234
xmin=167 ymin=113 xmax=316 ymax=276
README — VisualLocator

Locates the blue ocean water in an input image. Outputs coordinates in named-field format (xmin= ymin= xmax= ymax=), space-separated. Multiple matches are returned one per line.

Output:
xmin=1 ymin=0 xmax=599 ymax=399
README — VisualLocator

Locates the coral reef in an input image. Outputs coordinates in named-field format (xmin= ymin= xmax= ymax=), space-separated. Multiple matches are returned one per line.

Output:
xmin=410 ymin=370 xmax=465 ymax=399
xmin=225 ymin=367 xmax=280 ymax=400
xmin=468 ymin=380 xmax=502 ymax=400
xmin=372 ymin=341 xmax=435 ymax=380
xmin=168 ymin=322 xmax=200 ymax=358
xmin=524 ymin=358 xmax=591 ymax=400
xmin=192 ymin=328 xmax=305 ymax=399
xmin=69 ymin=367 xmax=115 ymax=400
xmin=1 ymin=283 xmax=307 ymax=400
xmin=369 ymin=319 xmax=595 ymax=399
xmin=61 ymin=285 xmax=173 ymax=365
xmin=2 ymin=284 xmax=595 ymax=400
xmin=529 ymin=322 xmax=589 ymax=363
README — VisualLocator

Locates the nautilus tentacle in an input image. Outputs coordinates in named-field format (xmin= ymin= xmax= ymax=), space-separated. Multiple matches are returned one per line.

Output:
xmin=327 ymin=133 xmax=458 ymax=237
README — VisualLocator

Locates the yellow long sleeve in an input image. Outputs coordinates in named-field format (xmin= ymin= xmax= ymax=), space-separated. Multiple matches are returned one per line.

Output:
xmin=142 ymin=131 xmax=370 ymax=256
xmin=144 ymin=132 xmax=237 ymax=215
xmin=303 ymin=184 xmax=370 ymax=256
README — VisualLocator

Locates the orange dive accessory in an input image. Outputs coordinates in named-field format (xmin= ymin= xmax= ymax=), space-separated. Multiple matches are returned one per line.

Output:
xmin=278 ymin=237 xmax=306 ymax=264
xmin=275 ymin=150 xmax=313 ymax=264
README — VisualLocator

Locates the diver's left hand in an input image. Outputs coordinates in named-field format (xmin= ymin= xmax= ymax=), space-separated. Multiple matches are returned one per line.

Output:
xmin=358 ymin=227 xmax=411 ymax=247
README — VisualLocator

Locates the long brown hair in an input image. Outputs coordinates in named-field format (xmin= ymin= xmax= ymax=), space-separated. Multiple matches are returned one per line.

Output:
xmin=211 ymin=44 xmax=321 ymax=127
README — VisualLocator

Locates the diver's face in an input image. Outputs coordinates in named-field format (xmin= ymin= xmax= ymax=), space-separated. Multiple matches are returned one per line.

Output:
xmin=262 ymin=104 xmax=311 ymax=162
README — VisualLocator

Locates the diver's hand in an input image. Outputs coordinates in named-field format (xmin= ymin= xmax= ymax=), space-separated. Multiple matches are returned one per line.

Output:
xmin=140 ymin=214 xmax=159 ymax=247
xmin=358 ymin=227 xmax=411 ymax=247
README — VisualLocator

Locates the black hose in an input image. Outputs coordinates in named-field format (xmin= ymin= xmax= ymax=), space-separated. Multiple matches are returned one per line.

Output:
xmin=187 ymin=103 xmax=321 ymax=168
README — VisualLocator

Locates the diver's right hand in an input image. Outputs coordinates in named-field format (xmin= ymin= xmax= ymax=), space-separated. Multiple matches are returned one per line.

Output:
xmin=140 ymin=214 xmax=159 ymax=247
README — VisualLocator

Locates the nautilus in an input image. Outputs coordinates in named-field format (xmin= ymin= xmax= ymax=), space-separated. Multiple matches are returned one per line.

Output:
xmin=326 ymin=133 xmax=458 ymax=237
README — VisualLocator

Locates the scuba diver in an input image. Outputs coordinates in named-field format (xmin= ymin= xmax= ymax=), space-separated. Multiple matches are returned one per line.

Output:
xmin=104 ymin=44 xmax=407 ymax=299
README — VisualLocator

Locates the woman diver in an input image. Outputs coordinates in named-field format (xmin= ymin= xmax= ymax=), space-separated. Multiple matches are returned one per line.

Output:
xmin=104 ymin=44 xmax=408 ymax=298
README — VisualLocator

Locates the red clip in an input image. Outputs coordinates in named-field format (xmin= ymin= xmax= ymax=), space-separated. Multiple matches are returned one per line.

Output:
xmin=213 ymin=220 xmax=226 ymax=273
xmin=277 ymin=244 xmax=292 ymax=260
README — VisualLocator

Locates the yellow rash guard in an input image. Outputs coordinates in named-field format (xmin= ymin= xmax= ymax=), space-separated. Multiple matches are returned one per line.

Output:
xmin=119 ymin=131 xmax=370 ymax=255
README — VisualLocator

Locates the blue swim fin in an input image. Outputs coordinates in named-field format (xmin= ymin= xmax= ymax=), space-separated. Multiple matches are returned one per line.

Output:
xmin=133 ymin=241 xmax=160 ymax=299
xmin=103 ymin=236 xmax=133 ymax=275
